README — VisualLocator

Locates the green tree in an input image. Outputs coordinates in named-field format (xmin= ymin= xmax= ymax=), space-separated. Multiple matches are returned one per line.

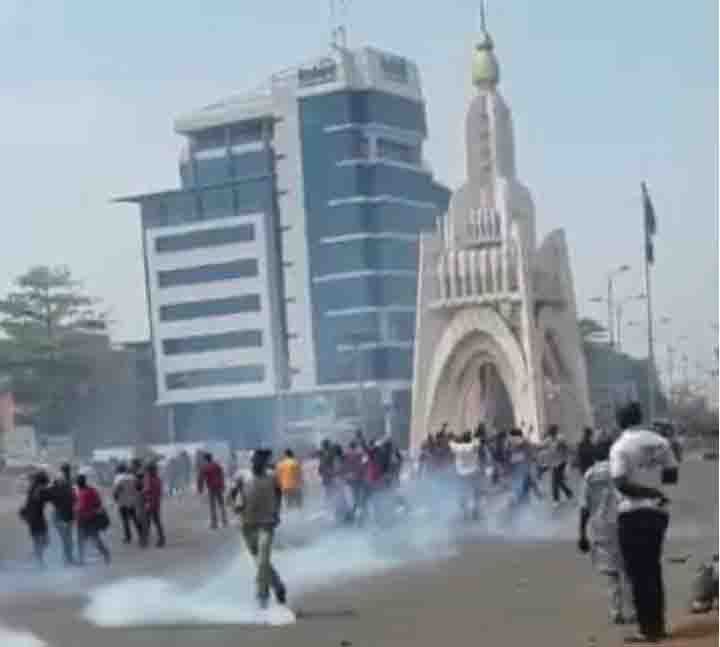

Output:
xmin=0 ymin=266 xmax=107 ymax=436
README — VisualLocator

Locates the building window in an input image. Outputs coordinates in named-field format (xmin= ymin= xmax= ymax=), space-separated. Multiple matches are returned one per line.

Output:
xmin=298 ymin=59 xmax=338 ymax=88
xmin=166 ymin=364 xmax=265 ymax=390
xmin=159 ymin=295 xmax=261 ymax=321
xmin=377 ymin=138 xmax=421 ymax=165
xmin=387 ymin=311 xmax=415 ymax=341
xmin=380 ymin=55 xmax=409 ymax=84
xmin=155 ymin=224 xmax=255 ymax=253
xmin=157 ymin=258 xmax=259 ymax=288
xmin=200 ymin=187 xmax=234 ymax=221
xmin=162 ymin=330 xmax=263 ymax=355
xmin=229 ymin=121 xmax=263 ymax=146
xmin=193 ymin=127 xmax=227 ymax=152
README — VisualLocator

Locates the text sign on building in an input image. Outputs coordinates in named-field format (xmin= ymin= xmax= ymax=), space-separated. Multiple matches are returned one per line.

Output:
xmin=380 ymin=55 xmax=409 ymax=84
xmin=298 ymin=59 xmax=338 ymax=88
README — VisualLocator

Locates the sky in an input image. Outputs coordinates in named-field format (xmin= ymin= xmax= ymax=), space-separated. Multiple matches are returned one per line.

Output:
xmin=0 ymin=0 xmax=717 ymax=389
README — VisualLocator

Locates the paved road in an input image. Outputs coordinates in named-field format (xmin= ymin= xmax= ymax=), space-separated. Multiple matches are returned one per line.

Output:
xmin=0 ymin=462 xmax=716 ymax=647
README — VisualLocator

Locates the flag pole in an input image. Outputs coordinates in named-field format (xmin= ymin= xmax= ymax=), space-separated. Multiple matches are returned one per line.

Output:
xmin=642 ymin=181 xmax=657 ymax=421
xmin=645 ymin=249 xmax=656 ymax=421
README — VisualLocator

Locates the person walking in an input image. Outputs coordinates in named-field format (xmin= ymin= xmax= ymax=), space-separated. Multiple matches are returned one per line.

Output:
xmin=74 ymin=474 xmax=111 ymax=566
xmin=578 ymin=440 xmax=634 ymax=625
xmin=275 ymin=449 xmax=304 ymax=510
xmin=113 ymin=463 xmax=142 ymax=544
xmin=198 ymin=452 xmax=228 ymax=529
xmin=230 ymin=449 xmax=287 ymax=609
xmin=610 ymin=402 xmax=679 ymax=643
xmin=130 ymin=459 xmax=149 ymax=547
xmin=142 ymin=462 xmax=166 ymax=548
xmin=20 ymin=471 xmax=53 ymax=567
xmin=49 ymin=463 xmax=76 ymax=565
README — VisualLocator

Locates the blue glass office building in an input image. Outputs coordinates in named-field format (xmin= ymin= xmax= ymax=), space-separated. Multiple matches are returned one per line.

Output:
xmin=120 ymin=47 xmax=449 ymax=448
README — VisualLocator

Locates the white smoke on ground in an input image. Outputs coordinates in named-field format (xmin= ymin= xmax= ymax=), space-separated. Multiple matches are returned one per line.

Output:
xmin=83 ymin=477 xmax=577 ymax=628
xmin=0 ymin=624 xmax=48 ymax=647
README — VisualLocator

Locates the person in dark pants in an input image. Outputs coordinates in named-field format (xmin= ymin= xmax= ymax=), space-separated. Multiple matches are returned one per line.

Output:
xmin=610 ymin=402 xmax=678 ymax=643
xmin=576 ymin=427 xmax=596 ymax=476
xmin=197 ymin=453 xmax=227 ymax=529
xmin=143 ymin=462 xmax=166 ymax=548
xmin=74 ymin=474 xmax=111 ymax=566
xmin=546 ymin=426 xmax=573 ymax=504
xmin=20 ymin=471 xmax=52 ymax=567
xmin=49 ymin=463 xmax=76 ymax=565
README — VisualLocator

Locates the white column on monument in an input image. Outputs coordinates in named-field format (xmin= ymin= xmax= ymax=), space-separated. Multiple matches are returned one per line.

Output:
xmin=437 ymin=254 xmax=446 ymax=300
xmin=477 ymin=249 xmax=486 ymax=294
xmin=469 ymin=250 xmax=479 ymax=296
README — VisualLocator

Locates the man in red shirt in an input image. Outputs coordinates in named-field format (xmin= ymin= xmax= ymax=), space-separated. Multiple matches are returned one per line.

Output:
xmin=198 ymin=452 xmax=227 ymax=529
xmin=74 ymin=474 xmax=110 ymax=565
xmin=143 ymin=462 xmax=166 ymax=548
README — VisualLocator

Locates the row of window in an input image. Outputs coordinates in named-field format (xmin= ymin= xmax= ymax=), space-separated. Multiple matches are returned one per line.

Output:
xmin=155 ymin=224 xmax=255 ymax=253
xmin=162 ymin=329 xmax=263 ymax=355
xmin=322 ymin=310 xmax=415 ymax=345
xmin=141 ymin=178 xmax=272 ymax=229
xmin=313 ymin=237 xmax=418 ymax=275
xmin=313 ymin=275 xmax=416 ymax=312
xmin=159 ymin=294 xmax=261 ymax=322
xmin=181 ymin=150 xmax=272 ymax=189
xmin=157 ymin=258 xmax=258 ymax=288
xmin=191 ymin=120 xmax=267 ymax=152
xmin=166 ymin=364 xmax=266 ymax=390
xmin=299 ymin=90 xmax=427 ymax=135
xmin=317 ymin=201 xmax=438 ymax=238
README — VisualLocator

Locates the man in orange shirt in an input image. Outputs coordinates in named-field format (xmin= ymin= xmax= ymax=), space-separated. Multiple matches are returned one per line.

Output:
xmin=275 ymin=449 xmax=303 ymax=510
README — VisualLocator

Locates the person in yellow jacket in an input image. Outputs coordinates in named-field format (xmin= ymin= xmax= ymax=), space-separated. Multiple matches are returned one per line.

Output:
xmin=274 ymin=449 xmax=304 ymax=510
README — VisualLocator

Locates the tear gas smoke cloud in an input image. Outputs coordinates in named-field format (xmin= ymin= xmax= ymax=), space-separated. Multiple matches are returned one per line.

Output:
xmin=0 ymin=624 xmax=48 ymax=647
xmin=83 ymin=477 xmax=579 ymax=628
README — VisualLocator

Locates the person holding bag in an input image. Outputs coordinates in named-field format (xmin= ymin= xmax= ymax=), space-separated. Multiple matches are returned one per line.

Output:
xmin=74 ymin=474 xmax=111 ymax=566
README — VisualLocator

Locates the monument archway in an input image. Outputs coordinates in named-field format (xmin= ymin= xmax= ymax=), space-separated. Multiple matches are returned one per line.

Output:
xmin=421 ymin=308 xmax=527 ymax=437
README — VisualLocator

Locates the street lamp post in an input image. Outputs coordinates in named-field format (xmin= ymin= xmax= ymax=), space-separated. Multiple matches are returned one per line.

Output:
xmin=615 ymin=293 xmax=646 ymax=352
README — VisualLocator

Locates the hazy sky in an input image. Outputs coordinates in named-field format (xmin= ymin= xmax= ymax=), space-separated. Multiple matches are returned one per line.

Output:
xmin=0 ymin=0 xmax=717 ymax=386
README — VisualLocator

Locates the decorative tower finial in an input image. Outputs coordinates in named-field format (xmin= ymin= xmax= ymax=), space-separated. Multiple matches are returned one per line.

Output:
xmin=472 ymin=1 xmax=499 ymax=87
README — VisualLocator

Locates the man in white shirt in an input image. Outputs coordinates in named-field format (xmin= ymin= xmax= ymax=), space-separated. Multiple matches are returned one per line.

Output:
xmin=609 ymin=402 xmax=679 ymax=643
xmin=449 ymin=431 xmax=481 ymax=521
xmin=112 ymin=463 xmax=142 ymax=545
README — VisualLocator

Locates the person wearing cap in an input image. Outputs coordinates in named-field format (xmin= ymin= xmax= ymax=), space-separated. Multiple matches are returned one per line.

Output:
xmin=231 ymin=449 xmax=287 ymax=609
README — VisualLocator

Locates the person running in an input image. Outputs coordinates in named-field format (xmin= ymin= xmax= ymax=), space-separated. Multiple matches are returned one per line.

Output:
xmin=546 ymin=425 xmax=573 ymax=505
xmin=507 ymin=429 xmax=533 ymax=508
xmin=576 ymin=427 xmax=596 ymax=476
xmin=20 ymin=471 xmax=53 ymax=567
xmin=113 ymin=463 xmax=142 ymax=544
xmin=49 ymin=463 xmax=76 ymax=565
xmin=198 ymin=452 xmax=228 ymax=529
xmin=449 ymin=431 xmax=481 ymax=521
xmin=142 ymin=461 xmax=166 ymax=548
xmin=74 ymin=474 xmax=111 ymax=566
xmin=578 ymin=439 xmax=634 ymax=625
xmin=130 ymin=459 xmax=149 ymax=547
xmin=230 ymin=449 xmax=287 ymax=609
xmin=343 ymin=439 xmax=367 ymax=522
xmin=275 ymin=449 xmax=303 ymax=510
xmin=610 ymin=402 xmax=679 ymax=643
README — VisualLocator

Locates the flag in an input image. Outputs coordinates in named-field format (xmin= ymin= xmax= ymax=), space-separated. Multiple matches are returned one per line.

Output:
xmin=642 ymin=181 xmax=657 ymax=264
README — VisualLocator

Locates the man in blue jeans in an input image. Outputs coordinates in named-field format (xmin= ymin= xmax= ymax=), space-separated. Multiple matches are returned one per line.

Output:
xmin=49 ymin=463 xmax=76 ymax=565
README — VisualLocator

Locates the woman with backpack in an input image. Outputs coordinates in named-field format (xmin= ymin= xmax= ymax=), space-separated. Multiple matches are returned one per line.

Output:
xmin=74 ymin=474 xmax=111 ymax=565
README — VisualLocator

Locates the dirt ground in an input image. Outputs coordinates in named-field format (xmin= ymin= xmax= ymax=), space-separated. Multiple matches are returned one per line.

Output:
xmin=0 ymin=461 xmax=716 ymax=647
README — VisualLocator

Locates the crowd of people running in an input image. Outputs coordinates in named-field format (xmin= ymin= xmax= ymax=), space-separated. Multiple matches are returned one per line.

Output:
xmin=17 ymin=451 xmax=233 ymax=568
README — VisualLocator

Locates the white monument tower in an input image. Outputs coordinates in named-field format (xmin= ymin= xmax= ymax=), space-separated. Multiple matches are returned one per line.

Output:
xmin=410 ymin=9 xmax=593 ymax=448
